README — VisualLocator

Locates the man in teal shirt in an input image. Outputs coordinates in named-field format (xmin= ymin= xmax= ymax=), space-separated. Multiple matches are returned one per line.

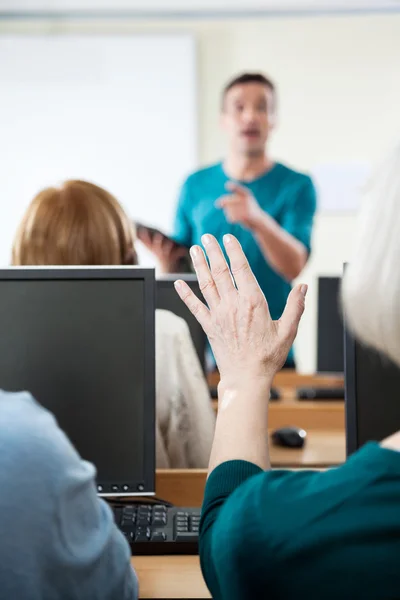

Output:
xmin=145 ymin=72 xmax=316 ymax=366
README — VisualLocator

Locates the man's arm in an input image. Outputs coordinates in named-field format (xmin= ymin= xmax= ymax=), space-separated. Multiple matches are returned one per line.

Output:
xmin=217 ymin=177 xmax=317 ymax=282
xmin=252 ymin=211 xmax=308 ymax=281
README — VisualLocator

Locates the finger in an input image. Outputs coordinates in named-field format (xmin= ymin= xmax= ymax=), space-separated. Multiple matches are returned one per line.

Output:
xmin=278 ymin=284 xmax=307 ymax=343
xmin=189 ymin=244 xmax=220 ymax=309
xmin=223 ymin=234 xmax=263 ymax=296
xmin=153 ymin=233 xmax=165 ymax=249
xmin=202 ymin=234 xmax=237 ymax=298
xmin=154 ymin=235 xmax=173 ymax=261
xmin=172 ymin=246 xmax=187 ymax=259
xmin=174 ymin=280 xmax=211 ymax=333
xmin=215 ymin=195 xmax=243 ymax=209
xmin=138 ymin=230 xmax=153 ymax=249
xmin=225 ymin=181 xmax=249 ymax=196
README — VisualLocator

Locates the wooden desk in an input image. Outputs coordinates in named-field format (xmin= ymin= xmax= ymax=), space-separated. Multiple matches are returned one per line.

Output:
xmin=273 ymin=369 xmax=344 ymax=389
xmin=208 ymin=369 xmax=344 ymax=390
xmin=270 ymin=429 xmax=345 ymax=467
xmin=133 ymin=556 xmax=210 ymax=599
xmin=212 ymin=395 xmax=345 ymax=431
xmin=155 ymin=430 xmax=345 ymax=506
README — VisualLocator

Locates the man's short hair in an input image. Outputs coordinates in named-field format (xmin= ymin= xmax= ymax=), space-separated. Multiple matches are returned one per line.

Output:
xmin=222 ymin=72 xmax=276 ymax=109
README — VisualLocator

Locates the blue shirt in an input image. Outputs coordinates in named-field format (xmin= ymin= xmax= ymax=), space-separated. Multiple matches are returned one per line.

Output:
xmin=0 ymin=390 xmax=138 ymax=600
xmin=173 ymin=162 xmax=317 ymax=364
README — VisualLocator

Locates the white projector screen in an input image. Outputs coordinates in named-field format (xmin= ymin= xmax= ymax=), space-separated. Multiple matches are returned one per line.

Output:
xmin=0 ymin=34 xmax=197 ymax=266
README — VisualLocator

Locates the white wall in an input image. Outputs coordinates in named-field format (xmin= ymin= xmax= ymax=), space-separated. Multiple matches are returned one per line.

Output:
xmin=4 ymin=0 xmax=399 ymax=13
xmin=2 ymin=13 xmax=400 ymax=371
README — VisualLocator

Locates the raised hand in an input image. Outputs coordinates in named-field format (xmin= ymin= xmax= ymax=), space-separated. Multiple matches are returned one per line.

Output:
xmin=174 ymin=234 xmax=307 ymax=390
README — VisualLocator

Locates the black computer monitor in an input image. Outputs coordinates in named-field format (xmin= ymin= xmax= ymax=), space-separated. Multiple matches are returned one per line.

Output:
xmin=317 ymin=276 xmax=344 ymax=373
xmin=345 ymin=323 xmax=400 ymax=456
xmin=156 ymin=274 xmax=206 ymax=371
xmin=0 ymin=267 xmax=155 ymax=497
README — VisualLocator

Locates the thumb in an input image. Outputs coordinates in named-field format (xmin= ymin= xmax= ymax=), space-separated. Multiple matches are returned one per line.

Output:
xmin=225 ymin=181 xmax=249 ymax=196
xmin=278 ymin=284 xmax=307 ymax=343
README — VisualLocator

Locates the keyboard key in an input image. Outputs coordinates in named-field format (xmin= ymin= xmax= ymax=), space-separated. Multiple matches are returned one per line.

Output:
xmin=153 ymin=505 xmax=167 ymax=512
xmin=152 ymin=516 xmax=167 ymax=527
xmin=135 ymin=528 xmax=151 ymax=542
xmin=123 ymin=506 xmax=135 ymax=515
xmin=122 ymin=514 xmax=136 ymax=524
xmin=122 ymin=511 xmax=136 ymax=520
xmin=151 ymin=532 xmax=167 ymax=542
xmin=138 ymin=508 xmax=151 ymax=517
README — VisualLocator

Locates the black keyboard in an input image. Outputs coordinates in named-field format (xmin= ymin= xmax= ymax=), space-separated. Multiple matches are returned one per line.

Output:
xmin=296 ymin=387 xmax=345 ymax=400
xmin=112 ymin=504 xmax=200 ymax=555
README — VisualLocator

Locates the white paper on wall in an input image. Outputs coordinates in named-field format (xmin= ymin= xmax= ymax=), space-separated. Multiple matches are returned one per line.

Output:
xmin=312 ymin=162 xmax=371 ymax=213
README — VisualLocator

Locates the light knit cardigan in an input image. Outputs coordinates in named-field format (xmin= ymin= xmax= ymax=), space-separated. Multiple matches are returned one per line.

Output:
xmin=155 ymin=309 xmax=216 ymax=468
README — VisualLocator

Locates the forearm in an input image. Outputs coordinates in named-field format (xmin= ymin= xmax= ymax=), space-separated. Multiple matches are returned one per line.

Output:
xmin=208 ymin=379 xmax=271 ymax=476
xmin=251 ymin=211 xmax=307 ymax=281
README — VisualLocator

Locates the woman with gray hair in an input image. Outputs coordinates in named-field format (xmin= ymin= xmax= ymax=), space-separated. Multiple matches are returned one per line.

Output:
xmin=175 ymin=147 xmax=400 ymax=600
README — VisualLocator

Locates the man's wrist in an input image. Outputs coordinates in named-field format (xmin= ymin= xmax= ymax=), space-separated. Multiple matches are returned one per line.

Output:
xmin=247 ymin=207 xmax=270 ymax=232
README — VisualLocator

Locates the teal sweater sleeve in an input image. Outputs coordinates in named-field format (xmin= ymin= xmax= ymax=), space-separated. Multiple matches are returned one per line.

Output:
xmin=199 ymin=445 xmax=400 ymax=600
xmin=199 ymin=460 xmax=263 ymax=599
xmin=280 ymin=175 xmax=317 ymax=253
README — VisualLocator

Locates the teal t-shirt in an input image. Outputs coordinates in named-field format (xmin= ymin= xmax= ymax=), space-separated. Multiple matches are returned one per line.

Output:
xmin=173 ymin=162 xmax=317 ymax=365
xmin=200 ymin=443 xmax=400 ymax=600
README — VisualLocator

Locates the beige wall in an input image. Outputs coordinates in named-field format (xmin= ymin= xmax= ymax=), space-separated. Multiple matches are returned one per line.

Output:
xmin=2 ymin=13 xmax=400 ymax=371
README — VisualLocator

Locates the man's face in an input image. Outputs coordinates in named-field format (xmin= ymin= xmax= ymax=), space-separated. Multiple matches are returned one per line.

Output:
xmin=221 ymin=83 xmax=275 ymax=157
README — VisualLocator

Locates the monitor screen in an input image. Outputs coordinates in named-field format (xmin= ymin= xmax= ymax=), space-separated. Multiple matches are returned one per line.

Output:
xmin=317 ymin=276 xmax=344 ymax=373
xmin=0 ymin=268 xmax=155 ymax=496
xmin=156 ymin=274 xmax=206 ymax=371
xmin=345 ymin=327 xmax=400 ymax=455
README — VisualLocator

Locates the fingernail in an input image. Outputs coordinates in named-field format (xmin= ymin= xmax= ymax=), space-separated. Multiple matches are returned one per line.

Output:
xmin=300 ymin=284 xmax=308 ymax=297
xmin=223 ymin=234 xmax=232 ymax=245
xmin=202 ymin=234 xmax=212 ymax=246
xmin=190 ymin=246 xmax=199 ymax=259
xmin=174 ymin=281 xmax=182 ymax=292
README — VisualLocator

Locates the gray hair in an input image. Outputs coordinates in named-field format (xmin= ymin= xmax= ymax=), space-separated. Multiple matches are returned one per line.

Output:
xmin=342 ymin=144 xmax=400 ymax=367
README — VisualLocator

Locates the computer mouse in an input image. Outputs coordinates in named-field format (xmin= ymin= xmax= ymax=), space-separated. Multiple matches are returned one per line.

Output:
xmin=271 ymin=426 xmax=307 ymax=449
